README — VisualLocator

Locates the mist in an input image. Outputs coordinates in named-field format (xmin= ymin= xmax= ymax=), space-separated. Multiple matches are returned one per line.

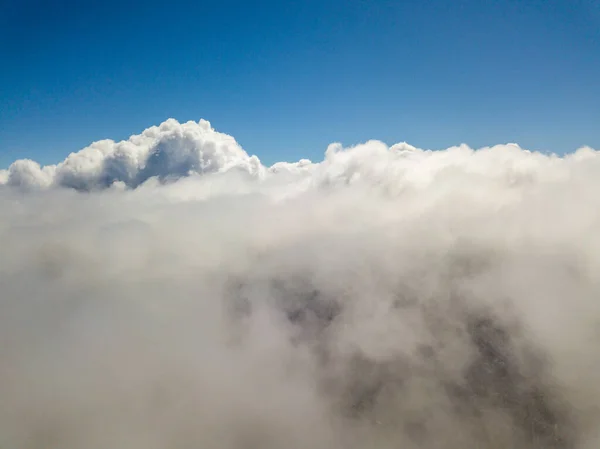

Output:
xmin=1 ymin=120 xmax=600 ymax=448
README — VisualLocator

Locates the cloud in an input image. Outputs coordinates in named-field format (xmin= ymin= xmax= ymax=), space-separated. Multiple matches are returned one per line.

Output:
xmin=1 ymin=119 xmax=263 ymax=191
xmin=1 ymin=120 xmax=600 ymax=448
xmin=4 ymin=159 xmax=56 ymax=189
xmin=2 ymin=118 xmax=596 ymax=197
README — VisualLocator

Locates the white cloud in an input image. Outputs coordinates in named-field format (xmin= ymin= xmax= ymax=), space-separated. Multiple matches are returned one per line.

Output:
xmin=4 ymin=118 xmax=596 ymax=198
xmin=5 ymin=159 xmax=56 ymax=189
xmin=1 ymin=119 xmax=600 ymax=448
xmin=2 ymin=119 xmax=261 ymax=191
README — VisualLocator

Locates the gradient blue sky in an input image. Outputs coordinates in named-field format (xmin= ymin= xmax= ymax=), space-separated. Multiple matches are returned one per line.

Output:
xmin=1 ymin=0 xmax=599 ymax=168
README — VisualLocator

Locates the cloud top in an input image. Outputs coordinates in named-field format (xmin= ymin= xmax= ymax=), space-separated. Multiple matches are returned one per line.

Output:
xmin=3 ymin=118 xmax=598 ymax=194
xmin=2 ymin=119 xmax=263 ymax=191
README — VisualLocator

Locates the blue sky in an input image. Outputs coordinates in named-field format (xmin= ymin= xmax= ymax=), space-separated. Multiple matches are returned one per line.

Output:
xmin=1 ymin=0 xmax=599 ymax=168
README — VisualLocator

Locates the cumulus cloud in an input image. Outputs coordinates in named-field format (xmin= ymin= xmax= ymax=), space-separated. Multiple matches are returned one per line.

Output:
xmin=2 ymin=119 xmax=263 ymax=191
xmin=1 ymin=120 xmax=600 ymax=448
xmin=4 ymin=159 xmax=56 ymax=189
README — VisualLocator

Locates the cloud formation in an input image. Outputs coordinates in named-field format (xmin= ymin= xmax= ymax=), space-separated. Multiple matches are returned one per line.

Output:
xmin=3 ymin=117 xmax=596 ymax=196
xmin=1 ymin=119 xmax=263 ymax=191
xmin=1 ymin=120 xmax=600 ymax=448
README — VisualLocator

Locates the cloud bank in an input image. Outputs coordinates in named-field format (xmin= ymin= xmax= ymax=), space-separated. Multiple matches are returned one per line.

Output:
xmin=1 ymin=119 xmax=600 ymax=448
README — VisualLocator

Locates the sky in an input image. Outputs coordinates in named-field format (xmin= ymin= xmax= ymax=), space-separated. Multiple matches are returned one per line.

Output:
xmin=1 ymin=0 xmax=599 ymax=168
xmin=4 ymin=2 xmax=600 ymax=445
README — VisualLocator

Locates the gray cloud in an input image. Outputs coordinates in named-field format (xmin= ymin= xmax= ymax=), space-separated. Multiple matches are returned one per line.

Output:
xmin=1 ymin=120 xmax=600 ymax=448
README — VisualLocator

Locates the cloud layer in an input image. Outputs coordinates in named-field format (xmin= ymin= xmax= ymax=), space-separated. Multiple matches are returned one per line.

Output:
xmin=1 ymin=120 xmax=600 ymax=448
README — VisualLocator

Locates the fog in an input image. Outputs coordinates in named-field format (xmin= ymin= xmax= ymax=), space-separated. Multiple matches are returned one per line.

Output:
xmin=1 ymin=119 xmax=600 ymax=448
